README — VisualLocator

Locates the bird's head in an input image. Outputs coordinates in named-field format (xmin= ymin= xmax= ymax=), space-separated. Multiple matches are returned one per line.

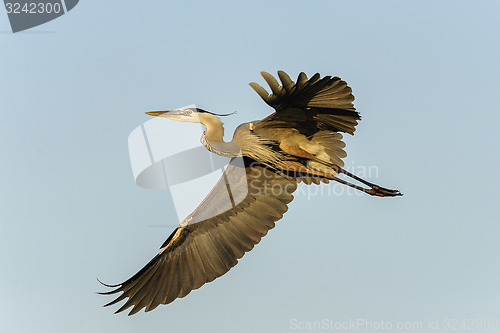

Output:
xmin=145 ymin=107 xmax=205 ymax=123
xmin=146 ymin=108 xmax=235 ymax=123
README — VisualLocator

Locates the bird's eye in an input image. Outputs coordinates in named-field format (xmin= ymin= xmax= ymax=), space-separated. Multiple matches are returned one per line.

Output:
xmin=177 ymin=110 xmax=190 ymax=117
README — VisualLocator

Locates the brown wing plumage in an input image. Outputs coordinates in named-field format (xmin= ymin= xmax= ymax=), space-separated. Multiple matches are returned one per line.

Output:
xmin=248 ymin=71 xmax=360 ymax=173
xmin=250 ymin=71 xmax=361 ymax=135
xmin=100 ymin=158 xmax=298 ymax=315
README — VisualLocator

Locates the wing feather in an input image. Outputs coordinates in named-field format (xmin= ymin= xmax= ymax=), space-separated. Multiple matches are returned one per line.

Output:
xmin=100 ymin=159 xmax=297 ymax=315
xmin=163 ymin=256 xmax=181 ymax=304
xmin=185 ymin=243 xmax=206 ymax=289
xmin=248 ymin=71 xmax=362 ymax=169
xmin=177 ymin=252 xmax=194 ymax=298
xmin=277 ymin=70 xmax=294 ymax=91
xmin=261 ymin=71 xmax=284 ymax=97
xmin=146 ymin=258 xmax=171 ymax=311
xmin=251 ymin=71 xmax=360 ymax=135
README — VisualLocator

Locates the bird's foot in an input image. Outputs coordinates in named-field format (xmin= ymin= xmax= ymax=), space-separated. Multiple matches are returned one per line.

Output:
xmin=367 ymin=185 xmax=403 ymax=197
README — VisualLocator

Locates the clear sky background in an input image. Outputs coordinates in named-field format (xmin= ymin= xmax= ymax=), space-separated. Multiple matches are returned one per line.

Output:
xmin=1 ymin=1 xmax=500 ymax=332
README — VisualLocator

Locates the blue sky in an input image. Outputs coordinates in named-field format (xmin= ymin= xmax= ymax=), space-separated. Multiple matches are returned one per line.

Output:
xmin=1 ymin=1 xmax=500 ymax=332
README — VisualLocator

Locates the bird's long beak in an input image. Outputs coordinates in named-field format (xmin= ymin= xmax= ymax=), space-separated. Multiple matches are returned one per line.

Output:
xmin=145 ymin=111 xmax=169 ymax=117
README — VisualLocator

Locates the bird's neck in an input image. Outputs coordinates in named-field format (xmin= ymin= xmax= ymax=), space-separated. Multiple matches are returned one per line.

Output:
xmin=199 ymin=113 xmax=224 ymax=142
xmin=199 ymin=113 xmax=241 ymax=157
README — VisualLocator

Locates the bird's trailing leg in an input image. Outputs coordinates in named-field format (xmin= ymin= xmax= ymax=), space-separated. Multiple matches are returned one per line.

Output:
xmin=330 ymin=175 xmax=402 ymax=197
xmin=278 ymin=162 xmax=402 ymax=197
xmin=298 ymin=157 xmax=402 ymax=197
xmin=330 ymin=167 xmax=402 ymax=197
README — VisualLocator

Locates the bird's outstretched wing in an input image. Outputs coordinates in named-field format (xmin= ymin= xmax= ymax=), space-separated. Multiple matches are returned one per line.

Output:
xmin=250 ymin=71 xmax=361 ymax=135
xmin=100 ymin=158 xmax=298 ymax=315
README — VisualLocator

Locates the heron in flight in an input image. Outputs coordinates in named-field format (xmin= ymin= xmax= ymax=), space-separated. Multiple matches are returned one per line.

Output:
xmin=100 ymin=71 xmax=402 ymax=315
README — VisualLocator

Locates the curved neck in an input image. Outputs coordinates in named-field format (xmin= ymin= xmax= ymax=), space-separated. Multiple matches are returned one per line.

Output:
xmin=198 ymin=113 xmax=241 ymax=157
xmin=199 ymin=112 xmax=224 ymax=142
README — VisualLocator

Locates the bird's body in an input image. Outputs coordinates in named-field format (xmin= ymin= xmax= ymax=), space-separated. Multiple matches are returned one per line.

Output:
xmin=100 ymin=71 xmax=402 ymax=315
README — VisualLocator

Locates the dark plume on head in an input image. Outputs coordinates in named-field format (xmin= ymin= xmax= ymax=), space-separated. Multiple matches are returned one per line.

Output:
xmin=195 ymin=108 xmax=236 ymax=117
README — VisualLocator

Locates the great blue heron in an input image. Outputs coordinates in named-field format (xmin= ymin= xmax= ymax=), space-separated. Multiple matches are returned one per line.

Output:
xmin=100 ymin=71 xmax=402 ymax=315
